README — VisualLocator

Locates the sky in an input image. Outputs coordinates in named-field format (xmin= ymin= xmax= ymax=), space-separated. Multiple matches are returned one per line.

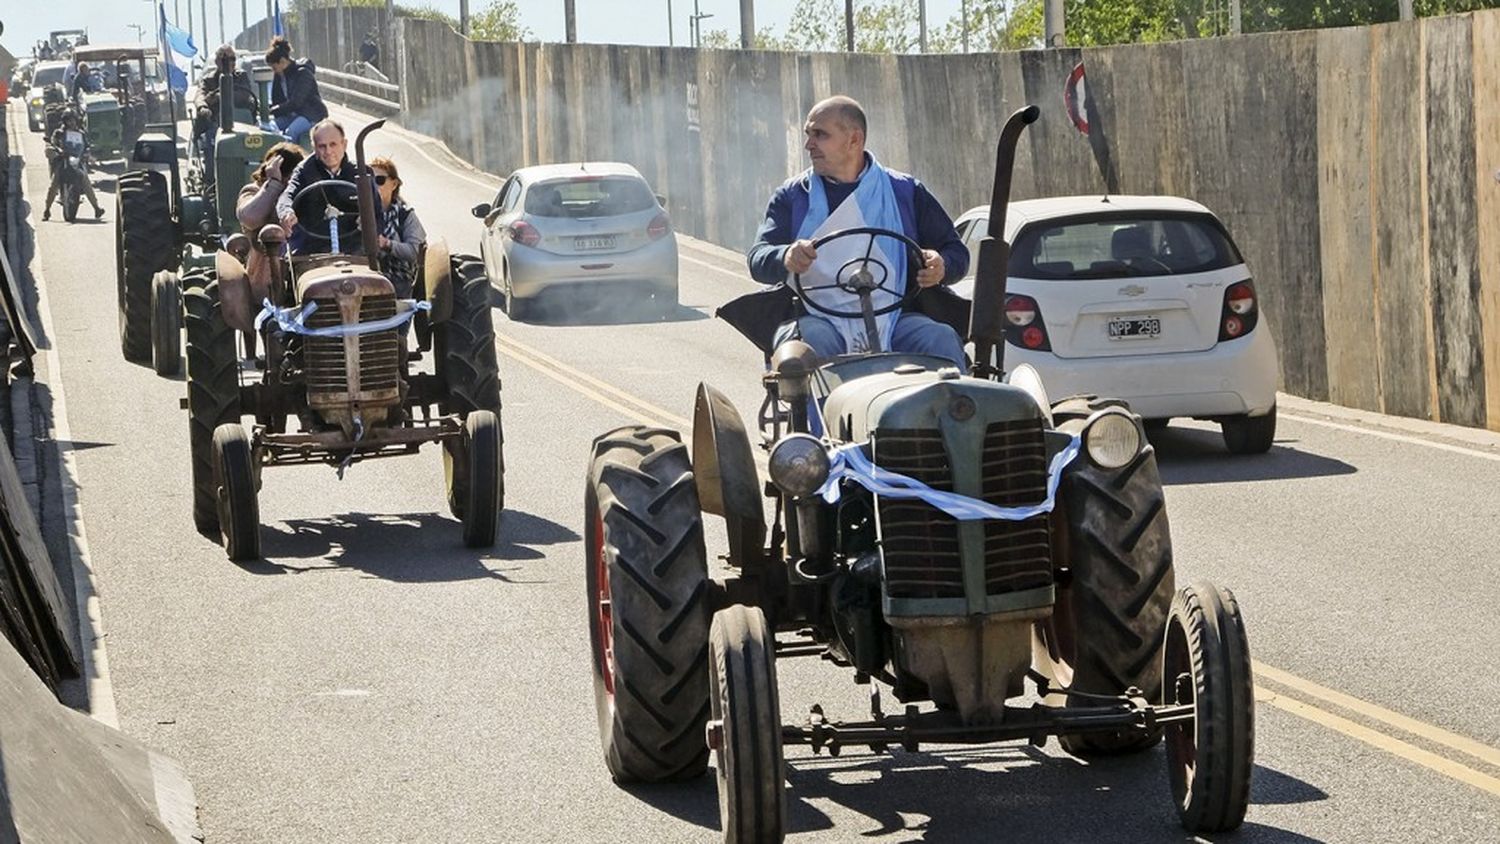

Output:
xmin=3 ymin=1 xmax=974 ymax=61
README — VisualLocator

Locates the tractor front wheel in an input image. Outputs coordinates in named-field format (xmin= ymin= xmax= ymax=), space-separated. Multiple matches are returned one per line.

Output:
xmin=150 ymin=271 xmax=182 ymax=376
xmin=585 ymin=425 xmax=711 ymax=783
xmin=456 ymin=410 xmax=501 ymax=547
xmin=212 ymin=423 xmax=261 ymax=561
xmin=709 ymin=604 xmax=786 ymax=844
xmin=1164 ymin=581 xmax=1254 ymax=833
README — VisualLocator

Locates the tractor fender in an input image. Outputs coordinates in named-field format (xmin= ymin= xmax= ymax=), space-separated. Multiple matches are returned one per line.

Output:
xmin=215 ymin=250 xmax=259 ymax=333
xmin=1005 ymin=363 xmax=1054 ymax=426
xmin=421 ymin=238 xmax=454 ymax=324
xmin=692 ymin=383 xmax=766 ymax=569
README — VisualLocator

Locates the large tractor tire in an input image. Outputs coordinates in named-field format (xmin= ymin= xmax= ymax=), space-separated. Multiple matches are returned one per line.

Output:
xmin=184 ymin=277 xmax=242 ymax=537
xmin=437 ymin=254 xmax=504 ymax=518
xmin=1164 ymin=581 xmax=1254 ymax=833
xmin=1035 ymin=395 xmax=1175 ymax=756
xmin=151 ymin=271 xmax=183 ymax=376
xmin=709 ymin=604 xmax=786 ymax=844
xmin=585 ymin=426 xmax=712 ymax=783
xmin=116 ymin=169 xmax=175 ymax=363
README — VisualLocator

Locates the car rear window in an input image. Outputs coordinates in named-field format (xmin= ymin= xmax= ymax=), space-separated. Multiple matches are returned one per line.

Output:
xmin=1010 ymin=214 xmax=1243 ymax=279
xmin=525 ymin=176 xmax=655 ymax=218
xmin=33 ymin=66 xmax=67 ymax=86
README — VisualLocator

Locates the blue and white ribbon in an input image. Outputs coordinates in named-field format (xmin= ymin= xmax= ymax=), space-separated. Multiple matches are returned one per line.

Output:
xmin=815 ymin=435 xmax=1082 ymax=522
xmin=254 ymin=298 xmax=430 ymax=338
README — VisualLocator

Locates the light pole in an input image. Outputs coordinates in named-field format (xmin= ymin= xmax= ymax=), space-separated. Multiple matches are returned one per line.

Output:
xmin=1399 ymin=0 xmax=1414 ymax=20
xmin=1043 ymin=0 xmax=1064 ymax=48
xmin=689 ymin=0 xmax=712 ymax=47
xmin=918 ymin=0 xmax=926 ymax=52
xmin=667 ymin=0 xmax=674 ymax=46
xmin=739 ymin=0 xmax=753 ymax=49
xmin=844 ymin=0 xmax=854 ymax=51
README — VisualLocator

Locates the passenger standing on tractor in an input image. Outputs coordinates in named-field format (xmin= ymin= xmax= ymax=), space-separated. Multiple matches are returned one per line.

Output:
xmin=275 ymin=119 xmax=365 ymax=255
xmin=265 ymin=37 xmax=327 ymax=147
xmin=68 ymin=61 xmax=102 ymax=101
xmin=236 ymin=141 xmax=306 ymax=288
xmin=41 ymin=110 xmax=103 ymax=221
xmin=369 ymin=156 xmax=426 ymax=298
xmin=745 ymin=95 xmax=968 ymax=369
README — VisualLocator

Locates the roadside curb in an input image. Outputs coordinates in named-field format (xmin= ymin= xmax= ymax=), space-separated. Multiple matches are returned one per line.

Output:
xmin=1278 ymin=393 xmax=1500 ymax=453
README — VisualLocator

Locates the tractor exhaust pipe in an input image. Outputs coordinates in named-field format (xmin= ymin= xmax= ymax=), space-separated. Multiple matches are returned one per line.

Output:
xmin=217 ymin=54 xmax=235 ymax=134
xmin=968 ymin=105 xmax=1040 ymax=381
xmin=355 ymin=119 xmax=386 ymax=270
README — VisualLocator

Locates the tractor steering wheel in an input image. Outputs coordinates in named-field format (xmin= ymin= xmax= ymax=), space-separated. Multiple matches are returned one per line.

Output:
xmin=789 ymin=226 xmax=924 ymax=320
xmin=291 ymin=179 xmax=362 ymax=245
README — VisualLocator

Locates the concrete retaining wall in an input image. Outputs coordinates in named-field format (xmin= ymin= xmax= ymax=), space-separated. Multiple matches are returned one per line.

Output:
xmin=239 ymin=10 xmax=1500 ymax=431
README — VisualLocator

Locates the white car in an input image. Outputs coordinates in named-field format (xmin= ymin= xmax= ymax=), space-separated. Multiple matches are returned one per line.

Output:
xmin=473 ymin=162 xmax=678 ymax=320
xmin=951 ymin=195 xmax=1280 ymax=454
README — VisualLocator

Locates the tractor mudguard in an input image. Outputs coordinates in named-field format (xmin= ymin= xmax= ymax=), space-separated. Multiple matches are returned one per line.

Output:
xmin=692 ymin=383 xmax=766 ymax=569
xmin=215 ymin=250 xmax=260 ymax=333
xmin=421 ymin=238 xmax=453 ymax=324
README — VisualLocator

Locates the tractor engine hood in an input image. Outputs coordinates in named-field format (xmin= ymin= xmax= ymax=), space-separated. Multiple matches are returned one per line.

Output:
xmin=821 ymin=366 xmax=1045 ymax=444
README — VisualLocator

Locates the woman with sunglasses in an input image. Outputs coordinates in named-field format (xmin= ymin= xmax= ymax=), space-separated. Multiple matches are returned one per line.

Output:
xmin=370 ymin=156 xmax=427 ymax=299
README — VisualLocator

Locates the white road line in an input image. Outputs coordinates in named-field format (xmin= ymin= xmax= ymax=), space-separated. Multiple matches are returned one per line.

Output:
xmin=7 ymin=106 xmax=120 ymax=728
xmin=1280 ymin=409 xmax=1500 ymax=464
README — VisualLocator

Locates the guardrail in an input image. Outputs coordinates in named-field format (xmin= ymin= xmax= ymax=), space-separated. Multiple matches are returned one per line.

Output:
xmin=318 ymin=66 xmax=400 ymax=118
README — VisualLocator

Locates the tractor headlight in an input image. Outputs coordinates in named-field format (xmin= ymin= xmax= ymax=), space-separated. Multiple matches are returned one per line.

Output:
xmin=1083 ymin=411 xmax=1142 ymax=469
xmin=768 ymin=434 xmax=831 ymax=499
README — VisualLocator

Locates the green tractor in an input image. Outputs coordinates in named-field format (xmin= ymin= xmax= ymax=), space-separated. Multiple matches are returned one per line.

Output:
xmin=115 ymin=62 xmax=283 ymax=375
xmin=71 ymin=46 xmax=170 ymax=161
xmin=584 ymin=107 xmax=1255 ymax=841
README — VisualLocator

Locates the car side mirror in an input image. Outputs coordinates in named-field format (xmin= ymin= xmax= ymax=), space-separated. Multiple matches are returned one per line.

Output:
xmin=655 ymin=193 xmax=667 ymax=207
xmin=471 ymin=202 xmax=491 ymax=219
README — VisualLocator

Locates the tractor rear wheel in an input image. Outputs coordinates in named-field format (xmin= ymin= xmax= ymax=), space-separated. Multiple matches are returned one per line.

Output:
xmin=212 ymin=423 xmax=261 ymax=561
xmin=1036 ymin=396 xmax=1175 ymax=756
xmin=436 ymin=254 xmax=504 ymax=517
xmin=116 ymin=169 xmax=175 ymax=363
xmin=585 ymin=426 xmax=711 ymax=783
xmin=1164 ymin=581 xmax=1254 ymax=833
xmin=709 ymin=604 xmax=786 ymax=844
xmin=151 ymin=271 xmax=182 ymax=376
xmin=185 ymin=278 xmax=241 ymax=537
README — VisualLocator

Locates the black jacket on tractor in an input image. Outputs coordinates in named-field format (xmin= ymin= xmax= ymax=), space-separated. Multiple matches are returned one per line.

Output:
xmin=269 ymin=58 xmax=328 ymax=123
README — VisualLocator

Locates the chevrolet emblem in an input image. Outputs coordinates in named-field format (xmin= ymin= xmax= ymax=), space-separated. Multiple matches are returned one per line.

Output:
xmin=1119 ymin=284 xmax=1147 ymax=297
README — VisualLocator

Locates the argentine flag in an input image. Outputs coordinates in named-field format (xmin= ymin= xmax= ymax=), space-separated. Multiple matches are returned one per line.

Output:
xmin=159 ymin=2 xmax=197 ymax=93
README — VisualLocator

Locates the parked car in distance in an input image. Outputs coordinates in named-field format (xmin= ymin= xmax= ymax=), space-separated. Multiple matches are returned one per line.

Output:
xmin=472 ymin=162 xmax=677 ymax=321
xmin=951 ymin=195 xmax=1280 ymax=454
xmin=26 ymin=61 xmax=70 ymax=131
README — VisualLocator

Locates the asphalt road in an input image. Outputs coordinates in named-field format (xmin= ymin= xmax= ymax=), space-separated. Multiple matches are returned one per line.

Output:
xmin=8 ymin=100 xmax=1500 ymax=843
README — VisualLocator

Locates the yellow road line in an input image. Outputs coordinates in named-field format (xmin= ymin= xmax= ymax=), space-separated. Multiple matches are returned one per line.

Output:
xmin=1254 ymin=686 xmax=1500 ymax=798
xmin=1256 ymin=663 xmax=1500 ymax=771
xmin=496 ymin=340 xmax=661 ymax=429
xmin=498 ymin=333 xmax=693 ymax=429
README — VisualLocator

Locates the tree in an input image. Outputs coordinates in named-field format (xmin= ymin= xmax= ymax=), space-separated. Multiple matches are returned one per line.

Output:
xmin=470 ymin=0 xmax=531 ymax=41
xmin=929 ymin=0 xmax=1044 ymax=52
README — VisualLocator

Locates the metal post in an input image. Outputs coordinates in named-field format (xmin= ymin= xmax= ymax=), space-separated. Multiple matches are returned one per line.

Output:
xmin=200 ymin=0 xmax=208 ymax=51
xmin=918 ymin=0 xmax=926 ymax=52
xmin=668 ymin=0 xmax=674 ymax=46
xmin=1043 ymin=0 xmax=1064 ymax=48
xmin=564 ymin=0 xmax=576 ymax=42
xmin=336 ymin=0 xmax=345 ymax=65
xmin=460 ymin=0 xmax=470 ymax=36
xmin=386 ymin=0 xmax=395 ymax=73
xmin=740 ymin=0 xmax=754 ymax=49
xmin=187 ymin=0 xmax=195 ymax=49
xmin=1229 ymin=0 xmax=1241 ymax=35
xmin=960 ymin=0 xmax=968 ymax=53
xmin=1399 ymin=0 xmax=1414 ymax=20
xmin=845 ymin=0 xmax=854 ymax=51
xmin=241 ymin=0 xmax=247 ymax=35
xmin=218 ymin=0 xmax=225 ymax=46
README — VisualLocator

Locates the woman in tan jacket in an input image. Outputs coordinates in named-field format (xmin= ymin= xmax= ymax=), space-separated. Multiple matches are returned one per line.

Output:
xmin=235 ymin=141 xmax=306 ymax=292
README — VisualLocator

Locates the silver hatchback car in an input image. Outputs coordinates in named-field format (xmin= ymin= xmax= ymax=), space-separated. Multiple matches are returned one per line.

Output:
xmin=473 ymin=162 xmax=678 ymax=320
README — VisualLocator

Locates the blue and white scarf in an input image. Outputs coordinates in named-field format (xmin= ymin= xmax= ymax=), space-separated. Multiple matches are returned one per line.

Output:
xmin=796 ymin=153 xmax=907 ymax=353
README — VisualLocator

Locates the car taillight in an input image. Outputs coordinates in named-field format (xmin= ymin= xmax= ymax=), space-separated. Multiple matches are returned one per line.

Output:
xmin=647 ymin=212 xmax=670 ymax=241
xmin=1003 ymin=294 xmax=1051 ymax=351
xmin=508 ymin=219 xmax=541 ymax=248
xmin=1218 ymin=280 xmax=1259 ymax=342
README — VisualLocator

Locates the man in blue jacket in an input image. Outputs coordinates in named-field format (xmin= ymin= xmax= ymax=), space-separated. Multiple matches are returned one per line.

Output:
xmin=745 ymin=95 xmax=969 ymax=369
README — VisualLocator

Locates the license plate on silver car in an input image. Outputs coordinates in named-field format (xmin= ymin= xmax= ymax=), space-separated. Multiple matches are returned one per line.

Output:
xmin=1107 ymin=316 xmax=1161 ymax=340
xmin=575 ymin=236 xmax=616 ymax=251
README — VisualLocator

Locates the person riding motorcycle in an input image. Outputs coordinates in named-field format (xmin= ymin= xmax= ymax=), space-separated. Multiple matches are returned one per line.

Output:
xmin=42 ymin=110 xmax=103 ymax=221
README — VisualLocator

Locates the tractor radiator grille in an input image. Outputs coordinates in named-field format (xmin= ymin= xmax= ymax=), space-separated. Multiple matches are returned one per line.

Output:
xmin=303 ymin=294 xmax=400 ymax=395
xmin=875 ymin=419 xmax=1053 ymax=602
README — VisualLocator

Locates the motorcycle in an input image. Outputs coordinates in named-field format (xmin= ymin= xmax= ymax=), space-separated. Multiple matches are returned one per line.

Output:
xmin=56 ymin=128 xmax=91 ymax=223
